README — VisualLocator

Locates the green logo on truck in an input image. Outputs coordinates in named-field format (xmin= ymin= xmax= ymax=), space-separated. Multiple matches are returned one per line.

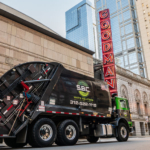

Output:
xmin=76 ymin=81 xmax=90 ymax=97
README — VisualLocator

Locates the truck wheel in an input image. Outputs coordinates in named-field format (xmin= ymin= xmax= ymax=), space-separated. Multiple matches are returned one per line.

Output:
xmin=57 ymin=119 xmax=79 ymax=145
xmin=87 ymin=136 xmax=99 ymax=143
xmin=4 ymin=138 xmax=26 ymax=148
xmin=116 ymin=123 xmax=129 ymax=142
xmin=29 ymin=118 xmax=57 ymax=147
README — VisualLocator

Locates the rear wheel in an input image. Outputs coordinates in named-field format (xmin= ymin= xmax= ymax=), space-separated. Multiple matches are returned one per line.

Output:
xmin=116 ymin=123 xmax=129 ymax=142
xmin=57 ymin=120 xmax=79 ymax=146
xmin=29 ymin=118 xmax=57 ymax=147
xmin=4 ymin=138 xmax=26 ymax=148
xmin=87 ymin=136 xmax=99 ymax=143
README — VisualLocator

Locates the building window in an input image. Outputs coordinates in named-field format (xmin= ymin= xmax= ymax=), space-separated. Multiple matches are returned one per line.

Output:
xmin=145 ymin=17 xmax=147 ymax=21
xmin=146 ymin=4 xmax=149 ymax=8
xmin=147 ymin=32 xmax=149 ymax=36
xmin=146 ymin=25 xmax=148 ymax=29
xmin=137 ymin=102 xmax=141 ymax=114
xmin=144 ymin=104 xmax=148 ymax=115
xmin=121 ymin=85 xmax=128 ymax=99
xmin=148 ymin=12 xmax=150 ymax=16
xmin=142 ymin=3 xmax=144 ymax=7
xmin=143 ymin=10 xmax=146 ymax=14
xmin=149 ymin=40 xmax=150 ymax=44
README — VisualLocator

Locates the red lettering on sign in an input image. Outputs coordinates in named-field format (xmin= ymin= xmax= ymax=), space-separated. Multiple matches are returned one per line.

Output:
xmin=103 ymin=54 xmax=113 ymax=64
xmin=103 ymin=43 xmax=111 ymax=52
xmin=100 ymin=9 xmax=109 ymax=19
xmin=106 ymin=79 xmax=114 ymax=88
xmin=100 ymin=9 xmax=117 ymax=96
xmin=101 ymin=20 xmax=110 ymax=30
xmin=101 ymin=31 xmax=111 ymax=41
xmin=105 ymin=67 xmax=114 ymax=76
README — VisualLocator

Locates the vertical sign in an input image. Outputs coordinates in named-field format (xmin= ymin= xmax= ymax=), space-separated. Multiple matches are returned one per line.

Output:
xmin=99 ymin=9 xmax=118 ymax=96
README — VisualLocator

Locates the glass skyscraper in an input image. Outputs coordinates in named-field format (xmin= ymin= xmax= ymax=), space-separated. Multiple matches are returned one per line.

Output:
xmin=66 ymin=0 xmax=99 ymax=58
xmin=95 ymin=0 xmax=147 ymax=78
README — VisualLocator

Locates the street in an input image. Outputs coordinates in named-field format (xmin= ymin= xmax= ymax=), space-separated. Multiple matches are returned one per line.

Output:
xmin=0 ymin=137 xmax=150 ymax=150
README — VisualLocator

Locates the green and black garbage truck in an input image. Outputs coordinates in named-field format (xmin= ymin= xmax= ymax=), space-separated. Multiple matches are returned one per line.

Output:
xmin=0 ymin=62 xmax=133 ymax=148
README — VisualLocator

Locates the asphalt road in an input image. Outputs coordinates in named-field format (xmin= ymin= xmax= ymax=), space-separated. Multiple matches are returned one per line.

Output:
xmin=0 ymin=137 xmax=150 ymax=150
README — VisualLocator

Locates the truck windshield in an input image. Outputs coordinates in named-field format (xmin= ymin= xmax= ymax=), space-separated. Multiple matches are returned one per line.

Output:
xmin=120 ymin=100 xmax=127 ymax=108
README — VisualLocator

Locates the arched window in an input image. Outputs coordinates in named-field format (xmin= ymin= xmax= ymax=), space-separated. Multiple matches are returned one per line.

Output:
xmin=143 ymin=92 xmax=148 ymax=115
xmin=120 ymin=85 xmax=128 ymax=99
xmin=135 ymin=90 xmax=141 ymax=115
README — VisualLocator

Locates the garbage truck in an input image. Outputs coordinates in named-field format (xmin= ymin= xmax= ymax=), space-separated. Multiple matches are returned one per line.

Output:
xmin=0 ymin=62 xmax=133 ymax=148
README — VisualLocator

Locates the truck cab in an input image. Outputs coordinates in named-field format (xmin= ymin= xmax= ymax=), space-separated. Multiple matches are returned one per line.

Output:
xmin=114 ymin=97 xmax=132 ymax=127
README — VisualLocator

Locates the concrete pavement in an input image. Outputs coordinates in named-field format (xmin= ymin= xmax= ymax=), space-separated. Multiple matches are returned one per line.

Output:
xmin=0 ymin=137 xmax=150 ymax=150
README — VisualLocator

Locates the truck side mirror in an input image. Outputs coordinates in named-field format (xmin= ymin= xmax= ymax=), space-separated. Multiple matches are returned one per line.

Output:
xmin=112 ymin=93 xmax=117 ymax=97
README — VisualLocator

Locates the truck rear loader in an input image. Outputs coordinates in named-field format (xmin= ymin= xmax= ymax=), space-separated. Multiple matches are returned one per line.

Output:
xmin=0 ymin=62 xmax=133 ymax=148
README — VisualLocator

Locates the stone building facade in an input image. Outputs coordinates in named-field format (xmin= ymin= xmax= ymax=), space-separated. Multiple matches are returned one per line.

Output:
xmin=0 ymin=3 xmax=94 ymax=78
xmin=116 ymin=65 xmax=150 ymax=136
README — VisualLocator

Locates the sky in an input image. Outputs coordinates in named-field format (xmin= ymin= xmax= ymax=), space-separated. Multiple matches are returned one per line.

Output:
xmin=0 ymin=0 xmax=94 ymax=37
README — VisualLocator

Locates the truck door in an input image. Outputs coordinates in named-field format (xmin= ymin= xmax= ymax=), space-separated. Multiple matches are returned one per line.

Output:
xmin=115 ymin=97 xmax=130 ymax=121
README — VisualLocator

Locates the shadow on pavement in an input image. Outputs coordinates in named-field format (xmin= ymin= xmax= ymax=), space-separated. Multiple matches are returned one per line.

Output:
xmin=0 ymin=140 xmax=133 ymax=149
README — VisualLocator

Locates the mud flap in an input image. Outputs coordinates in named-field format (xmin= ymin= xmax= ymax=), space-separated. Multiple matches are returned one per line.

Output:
xmin=16 ymin=126 xmax=28 ymax=144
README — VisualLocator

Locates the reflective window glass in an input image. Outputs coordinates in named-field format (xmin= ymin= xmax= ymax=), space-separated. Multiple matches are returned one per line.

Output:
xmin=132 ymin=10 xmax=137 ymax=19
xmin=126 ymin=34 xmax=133 ymax=39
xmin=129 ymin=52 xmax=137 ymax=64
xmin=99 ymin=37 xmax=102 ymax=45
xmin=123 ymin=10 xmax=131 ymax=21
xmin=130 ymin=64 xmax=138 ymax=68
xmin=97 ymin=0 xmax=102 ymax=9
xmin=121 ymin=0 xmax=129 ymax=8
xmin=121 ymin=27 xmax=124 ymax=36
xmin=140 ymin=68 xmax=145 ymax=77
xmin=97 ymin=12 xmax=100 ymax=21
xmin=125 ymin=66 xmax=129 ymax=69
xmin=136 ymin=38 xmax=141 ymax=47
xmin=66 ymin=4 xmax=95 ymax=52
xmin=138 ymin=53 xmax=143 ymax=63
xmin=122 ymin=41 xmax=127 ymax=50
xmin=111 ymin=16 xmax=122 ymax=53
xmin=124 ymin=19 xmax=132 ymax=24
xmin=116 ymin=56 xmax=124 ymax=67
xmin=125 ymin=24 xmax=133 ymax=34
xmin=130 ymin=68 xmax=139 ymax=75
xmin=103 ymin=0 xmax=105 ymax=5
xmin=119 ymin=14 xmax=123 ymax=22
xmin=130 ymin=0 xmax=134 ymax=6
xmin=133 ymin=23 xmax=139 ymax=33
xmin=124 ymin=55 xmax=128 ymax=65
xmin=106 ymin=0 xmax=117 ymax=14
xmin=98 ymin=24 xmax=100 ymax=33
xmin=127 ymin=38 xmax=135 ymax=49
xmin=118 ymin=1 xmax=121 ymax=10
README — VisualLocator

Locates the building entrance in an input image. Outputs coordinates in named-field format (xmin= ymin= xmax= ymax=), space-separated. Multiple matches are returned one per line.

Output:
xmin=148 ymin=123 xmax=150 ymax=135
xmin=140 ymin=122 xmax=145 ymax=136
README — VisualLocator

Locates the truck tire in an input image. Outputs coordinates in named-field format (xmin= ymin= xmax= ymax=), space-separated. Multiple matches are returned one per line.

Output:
xmin=4 ymin=138 xmax=26 ymax=148
xmin=116 ymin=123 xmax=129 ymax=142
xmin=29 ymin=118 xmax=57 ymax=147
xmin=57 ymin=119 xmax=79 ymax=146
xmin=87 ymin=136 xmax=99 ymax=143
xmin=55 ymin=138 xmax=64 ymax=146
